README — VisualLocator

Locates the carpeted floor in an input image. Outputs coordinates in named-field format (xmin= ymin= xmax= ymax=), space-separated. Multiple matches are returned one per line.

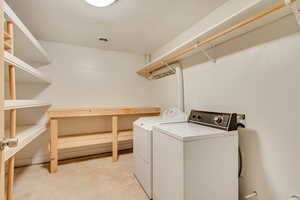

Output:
xmin=14 ymin=153 xmax=149 ymax=200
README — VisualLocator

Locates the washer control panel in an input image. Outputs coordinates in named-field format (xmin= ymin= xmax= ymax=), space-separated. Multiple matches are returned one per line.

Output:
xmin=188 ymin=110 xmax=237 ymax=131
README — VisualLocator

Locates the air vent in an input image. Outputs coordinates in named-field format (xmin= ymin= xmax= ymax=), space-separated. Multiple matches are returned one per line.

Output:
xmin=98 ymin=37 xmax=109 ymax=42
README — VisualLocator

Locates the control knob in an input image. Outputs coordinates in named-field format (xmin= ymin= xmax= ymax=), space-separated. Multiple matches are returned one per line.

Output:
xmin=214 ymin=115 xmax=223 ymax=124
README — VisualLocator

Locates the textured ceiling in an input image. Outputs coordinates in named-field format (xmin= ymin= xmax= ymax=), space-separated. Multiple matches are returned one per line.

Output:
xmin=6 ymin=0 xmax=228 ymax=54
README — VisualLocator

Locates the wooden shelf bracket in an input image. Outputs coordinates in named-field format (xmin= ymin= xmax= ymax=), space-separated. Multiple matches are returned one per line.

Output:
xmin=285 ymin=0 xmax=300 ymax=26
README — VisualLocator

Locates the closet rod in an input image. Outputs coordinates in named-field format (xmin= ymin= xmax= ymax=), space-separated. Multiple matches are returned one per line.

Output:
xmin=138 ymin=0 xmax=298 ymax=76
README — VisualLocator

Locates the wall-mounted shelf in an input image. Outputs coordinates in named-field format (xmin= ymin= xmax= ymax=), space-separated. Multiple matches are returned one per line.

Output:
xmin=4 ymin=1 xmax=50 ymax=65
xmin=4 ymin=124 xmax=47 ymax=162
xmin=137 ymin=0 xmax=300 ymax=78
xmin=58 ymin=130 xmax=133 ymax=150
xmin=3 ymin=100 xmax=50 ymax=111
xmin=4 ymin=51 xmax=51 ymax=84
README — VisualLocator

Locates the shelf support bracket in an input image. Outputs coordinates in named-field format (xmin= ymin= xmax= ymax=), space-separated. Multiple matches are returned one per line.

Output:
xmin=196 ymin=41 xmax=216 ymax=63
xmin=200 ymin=49 xmax=216 ymax=63
xmin=285 ymin=0 xmax=300 ymax=27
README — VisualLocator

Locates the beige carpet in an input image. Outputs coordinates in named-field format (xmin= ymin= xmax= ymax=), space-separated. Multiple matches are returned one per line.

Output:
xmin=14 ymin=153 xmax=149 ymax=200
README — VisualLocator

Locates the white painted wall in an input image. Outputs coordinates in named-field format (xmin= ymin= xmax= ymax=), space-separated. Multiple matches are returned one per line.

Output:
xmin=13 ymin=41 xmax=157 ymax=166
xmin=34 ymin=41 xmax=154 ymax=108
xmin=151 ymin=12 xmax=300 ymax=200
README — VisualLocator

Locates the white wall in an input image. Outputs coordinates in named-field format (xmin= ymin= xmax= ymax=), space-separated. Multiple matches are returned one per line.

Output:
xmin=13 ymin=41 xmax=157 ymax=166
xmin=34 ymin=41 xmax=154 ymax=108
xmin=151 ymin=10 xmax=300 ymax=200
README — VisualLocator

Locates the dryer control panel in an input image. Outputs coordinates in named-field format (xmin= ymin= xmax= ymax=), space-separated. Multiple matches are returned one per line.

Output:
xmin=188 ymin=110 xmax=237 ymax=131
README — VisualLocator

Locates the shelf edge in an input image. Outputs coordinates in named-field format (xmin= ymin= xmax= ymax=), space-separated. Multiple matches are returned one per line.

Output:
xmin=3 ymin=100 xmax=51 ymax=110
xmin=4 ymin=51 xmax=51 ymax=84
xmin=4 ymin=125 xmax=47 ymax=161
xmin=3 ymin=1 xmax=50 ymax=64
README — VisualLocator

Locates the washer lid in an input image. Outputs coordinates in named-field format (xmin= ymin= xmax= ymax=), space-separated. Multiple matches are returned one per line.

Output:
xmin=134 ymin=116 xmax=187 ymax=131
xmin=153 ymin=122 xmax=236 ymax=141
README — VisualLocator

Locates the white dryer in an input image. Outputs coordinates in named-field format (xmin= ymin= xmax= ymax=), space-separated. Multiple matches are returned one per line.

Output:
xmin=133 ymin=109 xmax=186 ymax=199
xmin=152 ymin=110 xmax=239 ymax=200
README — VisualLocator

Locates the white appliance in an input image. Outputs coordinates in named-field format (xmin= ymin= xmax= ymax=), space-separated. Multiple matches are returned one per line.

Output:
xmin=133 ymin=108 xmax=186 ymax=199
xmin=152 ymin=110 xmax=239 ymax=200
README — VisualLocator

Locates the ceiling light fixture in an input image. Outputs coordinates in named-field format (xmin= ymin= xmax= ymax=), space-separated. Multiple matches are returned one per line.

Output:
xmin=85 ymin=0 xmax=117 ymax=7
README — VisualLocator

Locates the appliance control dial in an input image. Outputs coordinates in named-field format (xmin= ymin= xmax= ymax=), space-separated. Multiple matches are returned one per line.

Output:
xmin=214 ymin=115 xmax=223 ymax=124
xmin=188 ymin=110 xmax=238 ymax=131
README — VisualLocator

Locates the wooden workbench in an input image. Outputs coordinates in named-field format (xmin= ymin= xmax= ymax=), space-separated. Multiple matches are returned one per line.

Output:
xmin=48 ymin=107 xmax=160 ymax=173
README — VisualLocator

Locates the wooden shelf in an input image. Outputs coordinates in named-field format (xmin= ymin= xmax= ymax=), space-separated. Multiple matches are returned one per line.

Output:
xmin=4 ymin=124 xmax=47 ymax=162
xmin=48 ymin=107 xmax=161 ymax=118
xmin=137 ymin=0 xmax=300 ymax=78
xmin=3 ymin=100 xmax=51 ymax=110
xmin=48 ymin=107 xmax=160 ymax=172
xmin=4 ymin=51 xmax=51 ymax=84
xmin=58 ymin=130 xmax=133 ymax=150
xmin=4 ymin=1 xmax=50 ymax=65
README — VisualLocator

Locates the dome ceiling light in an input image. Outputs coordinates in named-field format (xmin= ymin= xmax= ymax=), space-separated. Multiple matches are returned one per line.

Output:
xmin=85 ymin=0 xmax=117 ymax=7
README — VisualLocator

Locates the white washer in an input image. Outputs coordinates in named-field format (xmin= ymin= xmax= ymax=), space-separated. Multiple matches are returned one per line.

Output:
xmin=133 ymin=110 xmax=186 ymax=199
xmin=152 ymin=110 xmax=239 ymax=200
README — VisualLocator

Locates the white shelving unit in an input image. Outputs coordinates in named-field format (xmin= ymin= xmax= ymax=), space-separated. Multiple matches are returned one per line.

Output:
xmin=4 ymin=100 xmax=50 ymax=110
xmin=3 ymin=1 xmax=50 ymax=65
xmin=4 ymin=52 xmax=51 ymax=83
xmin=3 ymin=125 xmax=47 ymax=162
xmin=1 ymin=1 xmax=52 ymax=199
xmin=137 ymin=0 xmax=300 ymax=78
